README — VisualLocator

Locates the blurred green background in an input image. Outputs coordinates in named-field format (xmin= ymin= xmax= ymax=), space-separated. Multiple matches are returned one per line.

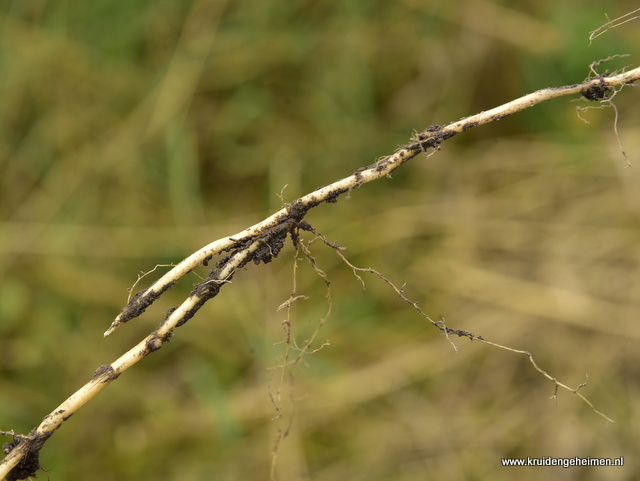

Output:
xmin=1 ymin=1 xmax=640 ymax=480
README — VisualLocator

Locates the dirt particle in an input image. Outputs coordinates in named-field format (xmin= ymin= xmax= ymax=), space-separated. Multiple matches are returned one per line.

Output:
xmin=3 ymin=439 xmax=41 ymax=481
xmin=423 ymin=124 xmax=442 ymax=133
xmin=117 ymin=281 xmax=176 ymax=325
xmin=325 ymin=189 xmax=343 ymax=203
xmin=91 ymin=365 xmax=119 ymax=383
xmin=415 ymin=128 xmax=457 ymax=151
xmin=145 ymin=335 xmax=164 ymax=353
xmin=581 ymin=79 xmax=612 ymax=101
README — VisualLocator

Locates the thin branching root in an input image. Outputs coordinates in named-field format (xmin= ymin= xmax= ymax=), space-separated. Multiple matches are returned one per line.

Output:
xmin=268 ymin=228 xmax=333 ymax=479
xmin=576 ymin=59 xmax=631 ymax=165
xmin=589 ymin=9 xmax=640 ymax=44
xmin=2 ymin=61 xmax=638 ymax=479
xmin=304 ymin=227 xmax=614 ymax=424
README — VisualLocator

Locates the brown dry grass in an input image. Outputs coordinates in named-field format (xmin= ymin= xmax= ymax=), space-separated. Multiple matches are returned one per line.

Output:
xmin=1 ymin=1 xmax=640 ymax=480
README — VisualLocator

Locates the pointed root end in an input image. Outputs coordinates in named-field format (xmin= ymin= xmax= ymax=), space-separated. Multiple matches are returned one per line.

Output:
xmin=103 ymin=321 xmax=120 ymax=337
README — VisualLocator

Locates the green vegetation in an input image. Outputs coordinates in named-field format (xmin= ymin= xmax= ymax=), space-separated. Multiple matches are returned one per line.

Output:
xmin=1 ymin=1 xmax=639 ymax=480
